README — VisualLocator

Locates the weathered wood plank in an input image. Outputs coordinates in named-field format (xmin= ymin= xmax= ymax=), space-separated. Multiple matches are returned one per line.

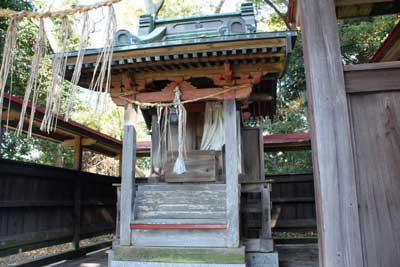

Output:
xmin=164 ymin=151 xmax=218 ymax=182
xmin=260 ymin=186 xmax=272 ymax=240
xmin=348 ymin=92 xmax=400 ymax=266
xmin=345 ymin=66 xmax=400 ymax=94
xmin=132 ymin=218 xmax=226 ymax=225
xmin=241 ymin=128 xmax=263 ymax=182
xmin=138 ymin=184 xmax=226 ymax=191
xmin=131 ymin=228 xmax=227 ymax=247
xmin=131 ymin=224 xmax=226 ymax=230
xmin=224 ymin=99 xmax=240 ymax=248
xmin=119 ymin=104 xmax=137 ymax=246
xmin=299 ymin=1 xmax=364 ymax=266
xmin=276 ymin=244 xmax=319 ymax=267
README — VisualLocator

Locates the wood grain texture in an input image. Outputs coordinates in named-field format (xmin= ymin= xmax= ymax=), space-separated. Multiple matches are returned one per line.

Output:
xmin=299 ymin=0 xmax=364 ymax=266
xmin=348 ymin=92 xmax=400 ymax=266
xmin=119 ymin=104 xmax=137 ymax=246
xmin=241 ymin=128 xmax=263 ymax=182
xmin=133 ymin=184 xmax=227 ymax=228
xmin=131 ymin=228 xmax=227 ymax=247
xmin=276 ymin=244 xmax=319 ymax=267
xmin=224 ymin=100 xmax=240 ymax=247
xmin=130 ymin=224 xmax=226 ymax=229
xmin=164 ymin=151 xmax=218 ymax=182
xmin=345 ymin=64 xmax=400 ymax=93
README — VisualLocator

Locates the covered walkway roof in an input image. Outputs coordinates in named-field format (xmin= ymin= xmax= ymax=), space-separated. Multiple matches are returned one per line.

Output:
xmin=1 ymin=94 xmax=148 ymax=157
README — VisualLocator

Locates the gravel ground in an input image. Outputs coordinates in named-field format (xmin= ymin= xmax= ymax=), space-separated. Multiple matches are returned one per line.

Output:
xmin=0 ymin=235 xmax=112 ymax=267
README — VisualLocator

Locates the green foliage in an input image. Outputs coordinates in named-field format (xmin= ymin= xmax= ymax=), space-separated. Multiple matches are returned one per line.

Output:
xmin=340 ymin=16 xmax=399 ymax=64
xmin=158 ymin=0 xmax=202 ymax=18
xmin=265 ymin=150 xmax=313 ymax=175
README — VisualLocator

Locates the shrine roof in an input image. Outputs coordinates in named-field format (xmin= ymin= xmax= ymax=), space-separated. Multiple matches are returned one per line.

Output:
xmin=65 ymin=3 xmax=296 ymax=70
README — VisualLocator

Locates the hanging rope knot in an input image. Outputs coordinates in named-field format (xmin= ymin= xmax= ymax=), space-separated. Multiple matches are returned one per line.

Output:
xmin=173 ymin=86 xmax=182 ymax=104
xmin=172 ymin=85 xmax=187 ymax=175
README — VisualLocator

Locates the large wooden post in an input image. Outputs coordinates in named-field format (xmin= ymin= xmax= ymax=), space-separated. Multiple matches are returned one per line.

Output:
xmin=120 ymin=103 xmax=137 ymax=246
xmin=224 ymin=99 xmax=240 ymax=247
xmin=72 ymin=136 xmax=82 ymax=251
xmin=299 ymin=1 xmax=364 ymax=266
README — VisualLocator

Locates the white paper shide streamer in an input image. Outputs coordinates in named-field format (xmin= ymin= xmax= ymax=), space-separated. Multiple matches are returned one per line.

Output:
xmin=200 ymin=102 xmax=224 ymax=150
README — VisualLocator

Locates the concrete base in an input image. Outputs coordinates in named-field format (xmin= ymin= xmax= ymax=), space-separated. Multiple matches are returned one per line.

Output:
xmin=246 ymin=252 xmax=279 ymax=267
xmin=109 ymin=246 xmax=246 ymax=267
xmin=108 ymin=249 xmax=245 ymax=267
xmin=111 ymin=261 xmax=246 ymax=267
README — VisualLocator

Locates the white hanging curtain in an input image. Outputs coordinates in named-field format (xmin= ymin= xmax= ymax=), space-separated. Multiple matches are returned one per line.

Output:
xmin=200 ymin=102 xmax=225 ymax=150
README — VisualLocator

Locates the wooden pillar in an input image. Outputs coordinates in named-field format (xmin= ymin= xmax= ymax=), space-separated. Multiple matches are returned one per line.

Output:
xmin=72 ymin=136 xmax=82 ymax=250
xmin=120 ymin=104 xmax=137 ymax=246
xmin=224 ymin=99 xmax=240 ymax=247
xmin=150 ymin=114 xmax=160 ymax=176
xmin=299 ymin=1 xmax=363 ymax=266
xmin=73 ymin=136 xmax=82 ymax=171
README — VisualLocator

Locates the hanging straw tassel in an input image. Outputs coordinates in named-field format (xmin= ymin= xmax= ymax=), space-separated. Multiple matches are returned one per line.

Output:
xmin=17 ymin=19 xmax=46 ymax=136
xmin=88 ymin=5 xmax=117 ymax=115
xmin=40 ymin=16 xmax=70 ymax=133
xmin=0 ymin=17 xmax=19 ymax=128
xmin=172 ymin=86 xmax=187 ymax=175
xmin=65 ymin=12 xmax=90 ymax=121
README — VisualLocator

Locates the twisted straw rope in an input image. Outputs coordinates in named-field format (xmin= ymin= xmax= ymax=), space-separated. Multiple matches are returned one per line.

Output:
xmin=0 ymin=0 xmax=122 ymax=19
xmin=117 ymin=85 xmax=247 ymax=108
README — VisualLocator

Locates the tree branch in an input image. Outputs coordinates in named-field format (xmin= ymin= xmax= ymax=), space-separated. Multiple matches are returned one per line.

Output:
xmin=214 ymin=0 xmax=226 ymax=14
xmin=264 ymin=0 xmax=291 ymax=30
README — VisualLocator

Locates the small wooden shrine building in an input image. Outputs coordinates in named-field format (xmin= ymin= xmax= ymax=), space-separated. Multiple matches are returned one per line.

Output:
xmin=66 ymin=3 xmax=295 ymax=266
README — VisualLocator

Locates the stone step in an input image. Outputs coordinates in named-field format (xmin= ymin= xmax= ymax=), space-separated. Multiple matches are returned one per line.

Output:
xmin=111 ymin=246 xmax=245 ymax=266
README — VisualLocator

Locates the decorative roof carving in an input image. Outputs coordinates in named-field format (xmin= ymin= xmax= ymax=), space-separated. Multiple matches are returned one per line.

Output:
xmin=114 ymin=3 xmax=258 ymax=46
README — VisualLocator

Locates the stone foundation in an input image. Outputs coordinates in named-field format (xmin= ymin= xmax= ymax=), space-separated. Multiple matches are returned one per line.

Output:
xmin=246 ymin=251 xmax=279 ymax=267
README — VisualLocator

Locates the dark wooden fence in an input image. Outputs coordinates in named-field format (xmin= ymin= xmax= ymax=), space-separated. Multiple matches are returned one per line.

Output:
xmin=268 ymin=173 xmax=316 ymax=231
xmin=241 ymin=173 xmax=316 ymax=240
xmin=0 ymin=159 xmax=119 ymax=257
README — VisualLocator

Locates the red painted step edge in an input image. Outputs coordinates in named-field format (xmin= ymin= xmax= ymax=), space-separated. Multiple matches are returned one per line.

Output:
xmin=130 ymin=224 xmax=227 ymax=230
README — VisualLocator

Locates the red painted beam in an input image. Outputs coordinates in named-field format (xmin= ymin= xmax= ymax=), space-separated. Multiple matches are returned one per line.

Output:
xmin=130 ymin=224 xmax=227 ymax=230
xmin=264 ymin=132 xmax=311 ymax=151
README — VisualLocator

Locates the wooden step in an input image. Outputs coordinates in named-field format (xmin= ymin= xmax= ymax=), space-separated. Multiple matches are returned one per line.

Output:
xmin=137 ymin=184 xmax=226 ymax=191
xmin=131 ymin=183 xmax=228 ymax=247
xmin=133 ymin=184 xmax=227 ymax=226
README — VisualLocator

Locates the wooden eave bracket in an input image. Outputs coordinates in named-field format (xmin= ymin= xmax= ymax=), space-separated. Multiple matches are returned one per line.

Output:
xmin=111 ymin=80 xmax=253 ymax=105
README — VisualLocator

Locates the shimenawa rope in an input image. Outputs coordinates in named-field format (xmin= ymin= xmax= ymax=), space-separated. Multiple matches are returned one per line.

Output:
xmin=0 ymin=0 xmax=122 ymax=18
